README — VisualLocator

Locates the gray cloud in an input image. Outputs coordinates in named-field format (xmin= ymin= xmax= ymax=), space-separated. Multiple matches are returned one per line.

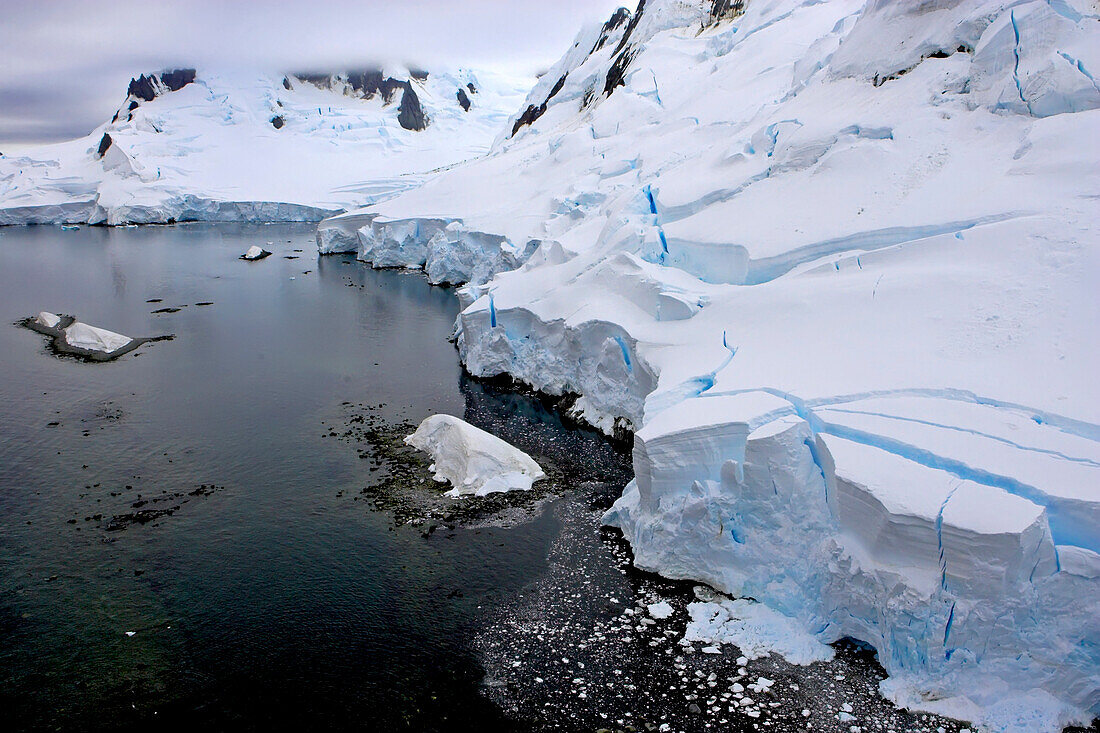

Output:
xmin=0 ymin=0 xmax=630 ymax=145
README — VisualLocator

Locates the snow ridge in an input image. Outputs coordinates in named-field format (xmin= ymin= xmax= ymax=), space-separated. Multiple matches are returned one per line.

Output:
xmin=0 ymin=67 xmax=530 ymax=226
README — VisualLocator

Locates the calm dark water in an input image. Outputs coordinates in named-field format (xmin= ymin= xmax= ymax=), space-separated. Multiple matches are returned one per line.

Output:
xmin=0 ymin=223 xmax=628 ymax=732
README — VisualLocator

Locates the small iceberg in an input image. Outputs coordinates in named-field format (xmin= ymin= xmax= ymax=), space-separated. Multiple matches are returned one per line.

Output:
xmin=21 ymin=311 xmax=170 ymax=361
xmin=240 ymin=244 xmax=272 ymax=261
xmin=647 ymin=601 xmax=674 ymax=620
xmin=34 ymin=311 xmax=61 ymax=329
xmin=63 ymin=321 xmax=132 ymax=352
xmin=405 ymin=414 xmax=546 ymax=497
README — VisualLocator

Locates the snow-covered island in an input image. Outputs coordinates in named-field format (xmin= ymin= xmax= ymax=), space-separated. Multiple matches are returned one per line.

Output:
xmin=21 ymin=311 xmax=167 ymax=361
xmin=317 ymin=0 xmax=1100 ymax=730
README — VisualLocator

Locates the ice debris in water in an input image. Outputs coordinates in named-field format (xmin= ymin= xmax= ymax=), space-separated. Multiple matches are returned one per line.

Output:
xmin=647 ymin=600 xmax=674 ymax=619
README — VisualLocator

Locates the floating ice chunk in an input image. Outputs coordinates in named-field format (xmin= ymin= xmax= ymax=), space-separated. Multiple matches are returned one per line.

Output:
xmin=63 ymin=321 xmax=133 ymax=353
xmin=241 ymin=245 xmax=271 ymax=261
xmin=404 ymin=414 xmax=546 ymax=497
xmin=35 ymin=311 xmax=61 ymax=329
xmin=749 ymin=677 xmax=774 ymax=693
xmin=648 ymin=600 xmax=674 ymax=619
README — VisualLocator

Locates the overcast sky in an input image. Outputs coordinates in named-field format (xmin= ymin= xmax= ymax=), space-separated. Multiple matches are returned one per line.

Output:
xmin=0 ymin=0 xmax=629 ymax=147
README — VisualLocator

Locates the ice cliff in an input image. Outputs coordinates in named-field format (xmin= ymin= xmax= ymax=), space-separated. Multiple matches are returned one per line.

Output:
xmin=0 ymin=67 xmax=529 ymax=225
xmin=318 ymin=0 xmax=1100 ymax=729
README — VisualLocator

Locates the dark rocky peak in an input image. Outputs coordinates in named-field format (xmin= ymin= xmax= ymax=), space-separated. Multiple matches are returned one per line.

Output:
xmin=96 ymin=132 xmax=113 ymax=158
xmin=593 ymin=7 xmax=632 ymax=52
xmin=110 ymin=69 xmax=195 ymax=124
xmin=457 ymin=87 xmax=472 ymax=111
xmin=467 ymin=82 xmax=477 ymax=94
xmin=127 ymin=69 xmax=196 ymax=102
xmin=604 ymin=0 xmax=646 ymax=97
xmin=509 ymin=4 xmax=638 ymax=139
xmin=707 ymin=0 xmax=745 ymax=26
xmin=511 ymin=74 xmax=567 ymax=137
xmin=289 ymin=69 xmax=429 ymax=131
xmin=349 ymin=70 xmax=408 ymax=103
xmin=292 ymin=69 xmax=404 ymax=103
xmin=611 ymin=0 xmax=646 ymax=57
xmin=398 ymin=85 xmax=427 ymax=131
xmin=599 ymin=0 xmax=742 ymax=101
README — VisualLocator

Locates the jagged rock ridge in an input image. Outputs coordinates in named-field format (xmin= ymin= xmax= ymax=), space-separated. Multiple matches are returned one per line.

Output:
xmin=286 ymin=70 xmax=429 ymax=131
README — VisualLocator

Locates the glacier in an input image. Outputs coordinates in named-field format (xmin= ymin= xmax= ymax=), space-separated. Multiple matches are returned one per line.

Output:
xmin=317 ymin=0 xmax=1100 ymax=729
xmin=0 ymin=66 xmax=530 ymax=226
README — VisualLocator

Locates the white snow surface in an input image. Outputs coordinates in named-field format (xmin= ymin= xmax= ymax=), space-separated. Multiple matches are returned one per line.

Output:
xmin=242 ymin=245 xmax=267 ymax=260
xmin=323 ymin=0 xmax=1100 ymax=729
xmin=34 ymin=311 xmax=61 ymax=329
xmin=647 ymin=600 xmax=674 ymax=619
xmin=0 ymin=68 xmax=529 ymax=225
xmin=62 ymin=322 xmax=132 ymax=353
xmin=404 ymin=414 xmax=546 ymax=497
xmin=684 ymin=596 xmax=836 ymax=665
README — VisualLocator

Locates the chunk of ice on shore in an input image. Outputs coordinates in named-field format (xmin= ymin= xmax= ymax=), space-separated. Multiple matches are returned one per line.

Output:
xmin=684 ymin=597 xmax=835 ymax=665
xmin=35 ymin=311 xmax=61 ymax=329
xmin=241 ymin=245 xmax=270 ymax=261
xmin=405 ymin=414 xmax=546 ymax=497
xmin=63 ymin=321 xmax=132 ymax=353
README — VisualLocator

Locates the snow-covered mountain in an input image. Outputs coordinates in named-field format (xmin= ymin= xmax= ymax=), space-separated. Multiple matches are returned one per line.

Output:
xmin=0 ymin=66 xmax=530 ymax=225
xmin=317 ymin=1 xmax=1100 ymax=730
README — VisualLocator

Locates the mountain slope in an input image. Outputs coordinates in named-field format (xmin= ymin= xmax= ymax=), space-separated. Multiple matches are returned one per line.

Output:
xmin=317 ymin=1 xmax=1100 ymax=730
xmin=0 ymin=66 xmax=529 ymax=225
